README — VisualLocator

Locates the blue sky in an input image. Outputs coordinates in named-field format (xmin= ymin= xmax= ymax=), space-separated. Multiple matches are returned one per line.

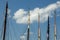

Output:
xmin=0 ymin=0 xmax=60 ymax=40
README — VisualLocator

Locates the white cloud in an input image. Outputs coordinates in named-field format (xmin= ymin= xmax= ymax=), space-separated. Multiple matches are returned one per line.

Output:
xmin=57 ymin=14 xmax=60 ymax=16
xmin=13 ymin=9 xmax=28 ymax=24
xmin=20 ymin=35 xmax=26 ymax=40
xmin=8 ymin=9 xmax=11 ymax=18
xmin=20 ymin=31 xmax=33 ymax=40
xmin=24 ymin=31 xmax=33 ymax=35
xmin=13 ymin=1 xmax=60 ymax=24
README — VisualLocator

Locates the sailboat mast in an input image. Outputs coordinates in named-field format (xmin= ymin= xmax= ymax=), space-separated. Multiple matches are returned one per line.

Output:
xmin=3 ymin=1 xmax=8 ymax=40
xmin=27 ymin=11 xmax=30 ymax=40
xmin=54 ymin=10 xmax=57 ymax=40
xmin=27 ymin=25 xmax=30 ymax=40
xmin=47 ymin=16 xmax=50 ymax=40
xmin=38 ymin=13 xmax=41 ymax=40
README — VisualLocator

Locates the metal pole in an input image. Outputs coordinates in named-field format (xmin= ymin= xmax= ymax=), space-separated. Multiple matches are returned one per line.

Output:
xmin=38 ymin=13 xmax=41 ymax=40
xmin=54 ymin=10 xmax=57 ymax=40
xmin=27 ymin=11 xmax=30 ymax=40
xmin=3 ymin=1 xmax=8 ymax=40
xmin=47 ymin=16 xmax=50 ymax=40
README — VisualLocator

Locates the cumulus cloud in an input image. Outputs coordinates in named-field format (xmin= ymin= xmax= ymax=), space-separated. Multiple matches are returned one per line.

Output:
xmin=20 ymin=32 xmax=33 ymax=40
xmin=24 ymin=31 xmax=33 ymax=35
xmin=20 ymin=35 xmax=26 ymax=40
xmin=57 ymin=14 xmax=60 ymax=16
xmin=13 ymin=1 xmax=60 ymax=24
xmin=13 ymin=9 xmax=28 ymax=23
xmin=8 ymin=9 xmax=11 ymax=18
